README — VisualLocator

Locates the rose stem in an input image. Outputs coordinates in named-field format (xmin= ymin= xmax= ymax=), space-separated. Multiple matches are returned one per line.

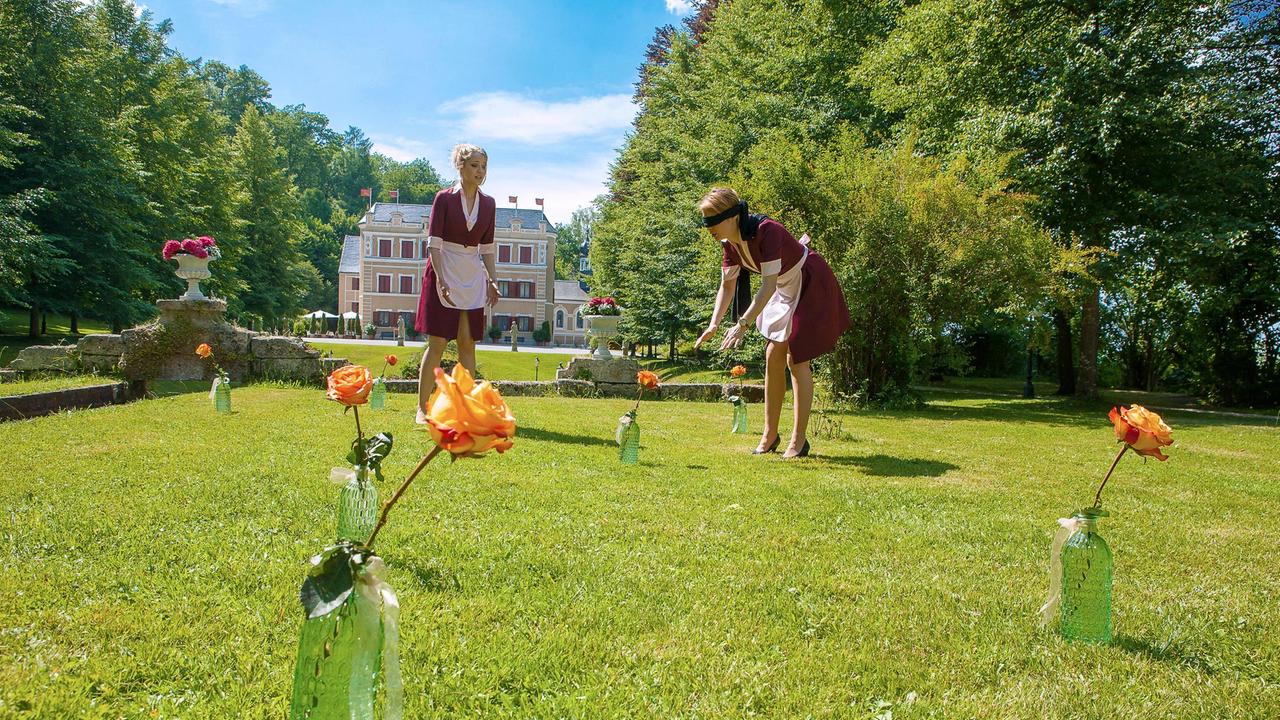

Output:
xmin=365 ymin=445 xmax=444 ymax=549
xmin=353 ymin=404 xmax=365 ymax=457
xmin=1092 ymin=444 xmax=1129 ymax=509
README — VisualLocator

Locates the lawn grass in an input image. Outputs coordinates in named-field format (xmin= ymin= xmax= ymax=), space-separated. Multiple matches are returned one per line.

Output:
xmin=308 ymin=341 xmax=568 ymax=381
xmin=0 ymin=385 xmax=1276 ymax=718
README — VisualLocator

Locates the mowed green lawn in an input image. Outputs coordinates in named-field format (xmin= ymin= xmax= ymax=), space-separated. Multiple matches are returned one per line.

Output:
xmin=307 ymin=342 xmax=555 ymax=381
xmin=0 ymin=387 xmax=1277 ymax=718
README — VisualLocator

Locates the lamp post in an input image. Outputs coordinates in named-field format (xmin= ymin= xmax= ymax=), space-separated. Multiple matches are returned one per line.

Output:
xmin=1023 ymin=319 xmax=1036 ymax=399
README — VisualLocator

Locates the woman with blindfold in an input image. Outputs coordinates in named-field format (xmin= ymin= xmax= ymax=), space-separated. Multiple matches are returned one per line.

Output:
xmin=693 ymin=187 xmax=850 ymax=458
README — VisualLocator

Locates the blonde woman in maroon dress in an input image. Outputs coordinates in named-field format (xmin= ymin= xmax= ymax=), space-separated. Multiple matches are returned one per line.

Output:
xmin=415 ymin=144 xmax=501 ymax=421
xmin=694 ymin=188 xmax=851 ymax=458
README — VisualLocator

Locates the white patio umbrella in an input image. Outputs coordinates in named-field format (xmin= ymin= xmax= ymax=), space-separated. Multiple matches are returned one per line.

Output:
xmin=301 ymin=310 xmax=339 ymax=335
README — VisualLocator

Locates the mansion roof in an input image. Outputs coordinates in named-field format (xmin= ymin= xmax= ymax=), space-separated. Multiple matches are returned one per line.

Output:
xmin=362 ymin=202 xmax=552 ymax=231
xmin=338 ymin=235 xmax=361 ymax=274
xmin=554 ymin=280 xmax=589 ymax=303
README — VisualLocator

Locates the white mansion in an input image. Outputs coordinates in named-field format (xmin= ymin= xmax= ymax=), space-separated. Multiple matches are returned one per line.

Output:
xmin=337 ymin=202 xmax=589 ymax=347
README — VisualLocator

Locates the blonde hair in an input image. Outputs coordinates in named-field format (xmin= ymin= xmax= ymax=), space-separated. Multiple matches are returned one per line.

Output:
xmin=450 ymin=143 xmax=488 ymax=170
xmin=698 ymin=187 xmax=739 ymax=216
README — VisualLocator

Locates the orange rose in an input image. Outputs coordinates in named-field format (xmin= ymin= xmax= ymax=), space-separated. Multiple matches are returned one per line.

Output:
xmin=730 ymin=365 xmax=746 ymax=377
xmin=423 ymin=364 xmax=515 ymax=456
xmin=327 ymin=364 xmax=373 ymax=406
xmin=195 ymin=343 xmax=212 ymax=359
xmin=636 ymin=370 xmax=659 ymax=390
xmin=385 ymin=354 xmax=398 ymax=366
xmin=1109 ymin=404 xmax=1173 ymax=460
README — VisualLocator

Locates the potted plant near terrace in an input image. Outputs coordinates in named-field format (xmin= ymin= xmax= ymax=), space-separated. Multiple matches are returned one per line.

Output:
xmin=582 ymin=296 xmax=621 ymax=359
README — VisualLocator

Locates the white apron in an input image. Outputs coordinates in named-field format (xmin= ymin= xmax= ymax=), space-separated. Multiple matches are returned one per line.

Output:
xmin=434 ymin=240 xmax=487 ymax=311
xmin=755 ymin=234 xmax=811 ymax=343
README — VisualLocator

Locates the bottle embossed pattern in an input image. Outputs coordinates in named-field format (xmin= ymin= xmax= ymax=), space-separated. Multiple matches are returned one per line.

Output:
xmin=368 ymin=378 xmax=386 ymax=410
xmin=214 ymin=380 xmax=231 ymax=414
xmin=619 ymin=419 xmax=639 ymax=465
xmin=1059 ymin=510 xmax=1113 ymax=643
xmin=337 ymin=467 xmax=378 ymax=542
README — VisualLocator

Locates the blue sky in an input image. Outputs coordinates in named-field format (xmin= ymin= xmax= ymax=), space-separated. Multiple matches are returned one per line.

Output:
xmin=132 ymin=0 xmax=698 ymax=222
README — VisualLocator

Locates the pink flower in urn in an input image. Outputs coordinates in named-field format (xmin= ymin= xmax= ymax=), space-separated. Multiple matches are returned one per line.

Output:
xmin=180 ymin=238 xmax=209 ymax=259
xmin=162 ymin=239 xmax=183 ymax=260
xmin=197 ymin=235 xmax=216 ymax=248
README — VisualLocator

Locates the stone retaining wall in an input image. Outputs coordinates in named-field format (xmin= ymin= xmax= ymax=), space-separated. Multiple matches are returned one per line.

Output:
xmin=0 ymin=381 xmax=146 ymax=422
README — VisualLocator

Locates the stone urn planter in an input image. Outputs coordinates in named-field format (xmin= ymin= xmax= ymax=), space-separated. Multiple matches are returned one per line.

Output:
xmin=584 ymin=315 xmax=620 ymax=358
xmin=174 ymin=254 xmax=213 ymax=300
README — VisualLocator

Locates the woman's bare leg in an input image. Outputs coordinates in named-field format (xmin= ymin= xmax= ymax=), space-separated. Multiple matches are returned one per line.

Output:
xmin=418 ymin=334 xmax=450 ymax=413
xmin=785 ymin=358 xmax=813 ymax=457
xmin=456 ymin=310 xmax=477 ymax=375
xmin=759 ymin=339 xmax=789 ymax=452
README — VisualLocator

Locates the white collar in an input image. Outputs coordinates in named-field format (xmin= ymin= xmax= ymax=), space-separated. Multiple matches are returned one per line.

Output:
xmin=454 ymin=183 xmax=481 ymax=230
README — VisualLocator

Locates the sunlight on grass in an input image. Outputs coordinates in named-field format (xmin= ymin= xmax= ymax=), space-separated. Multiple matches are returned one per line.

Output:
xmin=0 ymin=386 xmax=1276 ymax=717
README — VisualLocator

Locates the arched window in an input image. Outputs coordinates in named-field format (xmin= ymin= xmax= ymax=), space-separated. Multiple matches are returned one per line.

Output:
xmin=556 ymin=309 xmax=565 ymax=329
xmin=575 ymin=310 xmax=584 ymax=329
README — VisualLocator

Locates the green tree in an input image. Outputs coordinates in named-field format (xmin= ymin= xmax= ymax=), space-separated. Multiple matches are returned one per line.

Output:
xmin=198 ymin=60 xmax=272 ymax=127
xmin=329 ymin=127 xmax=379 ymax=216
xmin=373 ymin=155 xmax=444 ymax=205
xmin=231 ymin=105 xmax=310 ymax=324
xmin=860 ymin=0 xmax=1277 ymax=397
xmin=555 ymin=202 xmax=600 ymax=281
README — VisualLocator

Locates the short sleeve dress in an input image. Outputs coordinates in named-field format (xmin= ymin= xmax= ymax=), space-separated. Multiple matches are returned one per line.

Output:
xmin=721 ymin=218 xmax=851 ymax=364
xmin=415 ymin=186 xmax=496 ymax=340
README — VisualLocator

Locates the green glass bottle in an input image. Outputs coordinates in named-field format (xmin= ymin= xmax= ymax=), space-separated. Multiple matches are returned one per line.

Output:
xmin=730 ymin=397 xmax=748 ymax=434
xmin=288 ymin=553 xmax=398 ymax=720
xmin=368 ymin=378 xmax=386 ymax=410
xmin=1060 ymin=508 xmax=1113 ymax=643
xmin=337 ymin=466 xmax=378 ymax=543
xmin=619 ymin=417 xmax=639 ymax=465
xmin=289 ymin=594 xmax=369 ymax=720
xmin=214 ymin=378 xmax=231 ymax=414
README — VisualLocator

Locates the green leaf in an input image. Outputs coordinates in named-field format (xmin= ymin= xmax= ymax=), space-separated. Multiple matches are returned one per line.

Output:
xmin=365 ymin=432 xmax=393 ymax=481
xmin=299 ymin=544 xmax=355 ymax=619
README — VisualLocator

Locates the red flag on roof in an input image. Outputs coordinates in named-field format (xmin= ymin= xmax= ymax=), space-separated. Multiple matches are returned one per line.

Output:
xmin=359 ymin=187 xmax=371 ymax=198
xmin=535 ymin=198 xmax=544 ymax=206
xmin=508 ymin=195 xmax=518 ymax=204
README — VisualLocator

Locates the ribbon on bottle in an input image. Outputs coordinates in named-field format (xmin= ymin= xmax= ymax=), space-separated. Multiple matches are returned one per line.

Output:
xmin=1038 ymin=516 xmax=1085 ymax=626
xmin=208 ymin=376 xmax=228 ymax=401
xmin=349 ymin=556 xmax=403 ymax=720
xmin=615 ymin=414 xmax=632 ymax=445
xmin=330 ymin=467 xmax=356 ymax=484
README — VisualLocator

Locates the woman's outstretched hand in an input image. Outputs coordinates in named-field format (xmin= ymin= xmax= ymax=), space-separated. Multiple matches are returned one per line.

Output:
xmin=720 ymin=322 xmax=747 ymax=350
xmin=694 ymin=324 xmax=719 ymax=350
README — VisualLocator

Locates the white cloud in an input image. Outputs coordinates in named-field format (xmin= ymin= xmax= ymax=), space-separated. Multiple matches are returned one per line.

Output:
xmin=485 ymin=153 xmax=614 ymax=224
xmin=665 ymin=0 xmax=694 ymax=14
xmin=369 ymin=135 xmax=609 ymax=224
xmin=438 ymin=92 xmax=637 ymax=146
xmin=369 ymin=134 xmax=441 ymax=164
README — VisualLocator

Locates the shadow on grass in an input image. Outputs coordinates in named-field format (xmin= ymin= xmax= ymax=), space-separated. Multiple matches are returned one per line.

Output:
xmin=869 ymin=393 xmax=1273 ymax=430
xmin=519 ymin=424 xmax=615 ymax=447
xmin=1114 ymin=634 xmax=1216 ymax=675
xmin=816 ymin=453 xmax=958 ymax=477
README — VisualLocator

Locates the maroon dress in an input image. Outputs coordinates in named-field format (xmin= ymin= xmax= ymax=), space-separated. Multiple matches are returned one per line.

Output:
xmin=415 ymin=187 xmax=495 ymax=340
xmin=721 ymin=218 xmax=850 ymax=364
